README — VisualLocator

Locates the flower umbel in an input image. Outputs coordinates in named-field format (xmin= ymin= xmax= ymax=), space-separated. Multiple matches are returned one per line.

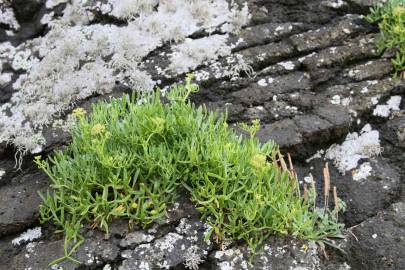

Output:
xmin=392 ymin=6 xmax=405 ymax=17
xmin=72 ymin=108 xmax=87 ymax=118
xmin=91 ymin=124 xmax=106 ymax=136
xmin=249 ymin=153 xmax=267 ymax=170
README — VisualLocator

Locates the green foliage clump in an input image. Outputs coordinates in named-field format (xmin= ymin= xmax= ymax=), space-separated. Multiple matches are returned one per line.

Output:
xmin=366 ymin=0 xmax=405 ymax=77
xmin=36 ymin=76 xmax=344 ymax=263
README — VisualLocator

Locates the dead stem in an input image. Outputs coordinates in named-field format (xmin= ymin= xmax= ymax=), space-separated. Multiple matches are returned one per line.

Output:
xmin=323 ymin=163 xmax=331 ymax=211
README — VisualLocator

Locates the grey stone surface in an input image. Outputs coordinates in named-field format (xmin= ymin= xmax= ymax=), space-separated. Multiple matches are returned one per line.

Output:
xmin=10 ymin=231 xmax=120 ymax=270
xmin=230 ymin=22 xmax=304 ymax=51
xmin=0 ymin=171 xmax=48 ymax=236
xmin=301 ymin=34 xmax=379 ymax=69
xmin=231 ymin=72 xmax=312 ymax=105
xmin=290 ymin=15 xmax=366 ymax=53
xmin=347 ymin=201 xmax=405 ymax=270
xmin=211 ymin=238 xmax=321 ymax=270
xmin=119 ymin=218 xmax=213 ymax=270
xmin=257 ymin=119 xmax=303 ymax=149
xmin=343 ymin=59 xmax=393 ymax=81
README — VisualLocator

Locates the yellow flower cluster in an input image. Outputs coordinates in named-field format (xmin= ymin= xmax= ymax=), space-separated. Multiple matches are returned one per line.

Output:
xmin=393 ymin=6 xmax=405 ymax=17
xmin=91 ymin=123 xmax=106 ymax=136
xmin=393 ymin=25 xmax=403 ymax=34
xmin=249 ymin=153 xmax=267 ymax=170
xmin=72 ymin=107 xmax=86 ymax=118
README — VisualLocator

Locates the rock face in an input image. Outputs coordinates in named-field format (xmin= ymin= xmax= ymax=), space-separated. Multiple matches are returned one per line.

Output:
xmin=0 ymin=0 xmax=404 ymax=269
xmin=0 ymin=170 xmax=48 ymax=236
xmin=347 ymin=202 xmax=405 ymax=270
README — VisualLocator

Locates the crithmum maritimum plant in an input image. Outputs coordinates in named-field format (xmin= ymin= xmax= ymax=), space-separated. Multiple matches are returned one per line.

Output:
xmin=36 ymin=75 xmax=345 ymax=264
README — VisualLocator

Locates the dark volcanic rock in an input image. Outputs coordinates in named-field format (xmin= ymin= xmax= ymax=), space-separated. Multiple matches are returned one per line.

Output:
xmin=10 ymin=240 xmax=77 ymax=270
xmin=0 ymin=171 xmax=48 ymax=236
xmin=230 ymin=22 xmax=304 ymax=51
xmin=301 ymin=34 xmax=378 ymax=70
xmin=313 ymin=105 xmax=351 ymax=134
xmin=11 ymin=0 xmax=43 ymax=22
xmin=9 ymin=0 xmax=47 ymax=43
xmin=294 ymin=114 xmax=334 ymax=141
xmin=343 ymin=59 xmax=393 ymax=82
xmin=257 ymin=119 xmax=303 ymax=152
xmin=10 ymin=230 xmax=121 ymax=270
xmin=289 ymin=15 xmax=367 ymax=53
xmin=240 ymin=41 xmax=296 ymax=69
xmin=335 ymin=158 xmax=401 ymax=226
xmin=347 ymin=201 xmax=405 ymax=270
xmin=231 ymin=72 xmax=312 ymax=105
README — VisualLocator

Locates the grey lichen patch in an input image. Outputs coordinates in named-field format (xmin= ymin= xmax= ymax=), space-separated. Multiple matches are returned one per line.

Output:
xmin=119 ymin=218 xmax=212 ymax=269
xmin=212 ymin=240 xmax=321 ymax=270
xmin=11 ymin=227 xmax=42 ymax=246
xmin=184 ymin=245 xmax=205 ymax=270
xmin=119 ymin=231 xmax=155 ymax=249
xmin=325 ymin=124 xmax=381 ymax=174
xmin=373 ymin=96 xmax=402 ymax=118
xmin=167 ymin=35 xmax=232 ymax=75
xmin=0 ymin=0 xmax=20 ymax=31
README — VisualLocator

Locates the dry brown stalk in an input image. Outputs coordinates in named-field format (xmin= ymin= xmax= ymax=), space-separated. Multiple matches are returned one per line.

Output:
xmin=303 ymin=184 xmax=308 ymax=202
xmin=323 ymin=163 xmax=331 ymax=210
xmin=279 ymin=153 xmax=288 ymax=171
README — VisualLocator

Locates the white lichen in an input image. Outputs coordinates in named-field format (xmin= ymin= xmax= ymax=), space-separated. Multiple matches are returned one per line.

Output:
xmin=103 ymin=264 xmax=112 ymax=270
xmin=0 ymin=1 xmax=20 ymax=30
xmin=325 ymin=124 xmax=381 ymax=174
xmin=331 ymin=95 xmax=341 ymax=105
xmin=184 ymin=246 xmax=204 ymax=270
xmin=352 ymin=162 xmax=372 ymax=181
xmin=257 ymin=78 xmax=268 ymax=87
xmin=168 ymin=35 xmax=231 ymax=75
xmin=120 ymin=231 xmax=155 ymax=247
xmin=109 ymin=0 xmax=158 ymax=19
xmin=278 ymin=61 xmax=295 ymax=70
xmin=373 ymin=96 xmax=402 ymax=118
xmin=0 ymin=72 xmax=12 ymax=86
xmin=304 ymin=175 xmax=314 ymax=184
xmin=11 ymin=227 xmax=42 ymax=246
xmin=138 ymin=261 xmax=151 ymax=270
xmin=46 ymin=0 xmax=69 ymax=9
xmin=215 ymin=249 xmax=248 ymax=270
xmin=305 ymin=149 xmax=325 ymax=163
xmin=155 ymin=233 xmax=183 ymax=252
xmin=323 ymin=0 xmax=346 ymax=9
xmin=330 ymin=95 xmax=351 ymax=106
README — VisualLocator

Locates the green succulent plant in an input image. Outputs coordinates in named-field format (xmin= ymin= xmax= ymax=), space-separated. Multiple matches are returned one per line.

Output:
xmin=36 ymin=76 xmax=344 ymax=265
